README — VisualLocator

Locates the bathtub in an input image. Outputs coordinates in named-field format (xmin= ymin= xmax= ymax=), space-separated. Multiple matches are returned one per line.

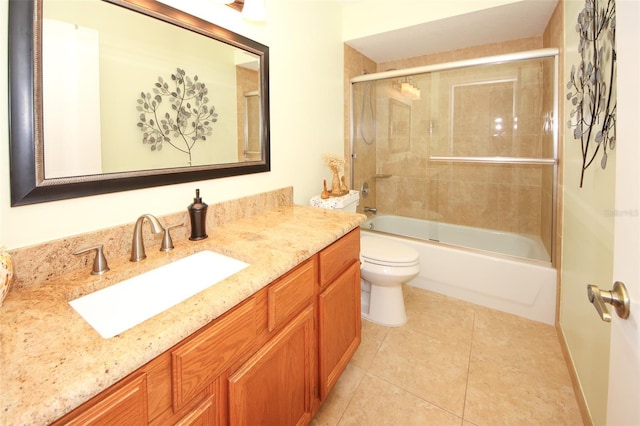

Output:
xmin=361 ymin=215 xmax=557 ymax=325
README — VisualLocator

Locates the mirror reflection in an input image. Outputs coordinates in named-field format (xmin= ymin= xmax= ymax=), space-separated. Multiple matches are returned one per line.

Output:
xmin=42 ymin=0 xmax=261 ymax=179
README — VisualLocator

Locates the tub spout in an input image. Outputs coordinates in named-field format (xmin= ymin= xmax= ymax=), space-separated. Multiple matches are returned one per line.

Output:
xmin=364 ymin=206 xmax=377 ymax=214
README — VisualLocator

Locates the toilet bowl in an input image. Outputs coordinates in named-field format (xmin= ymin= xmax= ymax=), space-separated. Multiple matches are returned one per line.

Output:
xmin=360 ymin=236 xmax=419 ymax=327
xmin=309 ymin=190 xmax=420 ymax=326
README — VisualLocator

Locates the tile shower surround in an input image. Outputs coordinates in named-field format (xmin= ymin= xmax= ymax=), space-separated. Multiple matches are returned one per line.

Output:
xmin=346 ymin=36 xmax=555 ymax=258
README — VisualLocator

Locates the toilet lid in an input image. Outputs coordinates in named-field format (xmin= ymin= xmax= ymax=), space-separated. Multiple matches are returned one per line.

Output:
xmin=361 ymin=236 xmax=419 ymax=265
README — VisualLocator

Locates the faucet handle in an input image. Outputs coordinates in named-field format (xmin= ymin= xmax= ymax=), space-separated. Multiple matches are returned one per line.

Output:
xmin=160 ymin=223 xmax=184 ymax=252
xmin=73 ymin=244 xmax=110 ymax=275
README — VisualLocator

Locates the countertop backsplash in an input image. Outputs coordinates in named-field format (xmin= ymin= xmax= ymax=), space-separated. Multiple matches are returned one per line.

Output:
xmin=8 ymin=187 xmax=293 ymax=290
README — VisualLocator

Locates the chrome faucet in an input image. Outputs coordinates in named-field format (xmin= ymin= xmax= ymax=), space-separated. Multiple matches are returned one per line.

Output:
xmin=363 ymin=206 xmax=377 ymax=214
xmin=130 ymin=214 xmax=165 ymax=262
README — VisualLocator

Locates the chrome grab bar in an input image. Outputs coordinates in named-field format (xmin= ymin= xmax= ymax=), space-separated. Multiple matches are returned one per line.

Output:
xmin=428 ymin=156 xmax=557 ymax=165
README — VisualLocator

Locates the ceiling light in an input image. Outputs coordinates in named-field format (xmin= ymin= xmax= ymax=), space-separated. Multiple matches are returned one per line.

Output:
xmin=395 ymin=78 xmax=420 ymax=101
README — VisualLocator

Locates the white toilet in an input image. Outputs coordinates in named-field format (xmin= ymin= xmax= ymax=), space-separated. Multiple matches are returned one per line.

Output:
xmin=359 ymin=236 xmax=419 ymax=326
xmin=310 ymin=190 xmax=420 ymax=327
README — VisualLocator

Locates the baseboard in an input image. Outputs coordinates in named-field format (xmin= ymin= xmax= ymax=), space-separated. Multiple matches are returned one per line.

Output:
xmin=556 ymin=322 xmax=593 ymax=426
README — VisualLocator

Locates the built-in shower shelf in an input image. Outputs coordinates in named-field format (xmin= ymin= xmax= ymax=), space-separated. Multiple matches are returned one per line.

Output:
xmin=374 ymin=174 xmax=392 ymax=179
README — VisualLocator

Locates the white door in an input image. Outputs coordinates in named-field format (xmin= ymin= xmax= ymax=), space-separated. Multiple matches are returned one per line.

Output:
xmin=606 ymin=1 xmax=640 ymax=424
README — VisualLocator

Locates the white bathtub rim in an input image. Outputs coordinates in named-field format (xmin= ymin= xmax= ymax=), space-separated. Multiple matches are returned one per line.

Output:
xmin=362 ymin=226 xmax=553 ymax=268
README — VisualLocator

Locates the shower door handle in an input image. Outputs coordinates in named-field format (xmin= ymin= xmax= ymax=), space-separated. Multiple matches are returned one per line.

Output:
xmin=587 ymin=281 xmax=631 ymax=322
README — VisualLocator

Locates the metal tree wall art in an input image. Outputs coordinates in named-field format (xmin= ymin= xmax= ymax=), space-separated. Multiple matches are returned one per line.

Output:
xmin=137 ymin=68 xmax=218 ymax=166
xmin=567 ymin=0 xmax=616 ymax=188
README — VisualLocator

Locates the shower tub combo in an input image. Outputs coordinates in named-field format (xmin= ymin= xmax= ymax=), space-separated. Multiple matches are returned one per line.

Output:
xmin=350 ymin=48 xmax=559 ymax=325
xmin=361 ymin=215 xmax=556 ymax=325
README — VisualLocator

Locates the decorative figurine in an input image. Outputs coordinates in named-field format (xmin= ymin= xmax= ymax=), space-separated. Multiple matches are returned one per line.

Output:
xmin=321 ymin=180 xmax=330 ymax=199
xmin=322 ymin=152 xmax=349 ymax=197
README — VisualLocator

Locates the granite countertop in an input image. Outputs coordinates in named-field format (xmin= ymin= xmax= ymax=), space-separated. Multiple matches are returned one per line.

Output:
xmin=0 ymin=205 xmax=365 ymax=426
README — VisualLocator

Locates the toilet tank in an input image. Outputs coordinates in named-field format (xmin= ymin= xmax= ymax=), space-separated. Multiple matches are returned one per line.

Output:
xmin=309 ymin=190 xmax=360 ymax=213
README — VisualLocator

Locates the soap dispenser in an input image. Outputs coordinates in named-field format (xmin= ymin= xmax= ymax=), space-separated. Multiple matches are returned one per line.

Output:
xmin=188 ymin=189 xmax=208 ymax=241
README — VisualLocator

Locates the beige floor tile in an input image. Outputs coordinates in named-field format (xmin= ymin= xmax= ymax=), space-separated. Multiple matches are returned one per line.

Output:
xmin=338 ymin=373 xmax=463 ymax=426
xmin=312 ymin=287 xmax=582 ymax=426
xmin=464 ymin=354 xmax=583 ymax=425
xmin=310 ymin=363 xmax=366 ymax=426
xmin=471 ymin=307 xmax=571 ymax=385
xmin=368 ymin=326 xmax=471 ymax=416
xmin=404 ymin=285 xmax=476 ymax=349
xmin=350 ymin=318 xmax=389 ymax=370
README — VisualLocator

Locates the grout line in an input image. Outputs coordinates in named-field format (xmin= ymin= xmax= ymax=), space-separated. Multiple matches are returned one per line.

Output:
xmin=359 ymin=318 xmax=390 ymax=369
xmin=361 ymin=301 xmax=470 ymax=423
xmin=333 ymin=364 xmax=366 ymax=426
xmin=330 ymin=321 xmax=390 ymax=424
xmin=460 ymin=307 xmax=477 ymax=424
xmin=363 ymin=370 xmax=465 ymax=423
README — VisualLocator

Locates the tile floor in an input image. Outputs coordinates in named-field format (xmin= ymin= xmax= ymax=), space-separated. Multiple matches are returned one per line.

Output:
xmin=311 ymin=286 xmax=584 ymax=426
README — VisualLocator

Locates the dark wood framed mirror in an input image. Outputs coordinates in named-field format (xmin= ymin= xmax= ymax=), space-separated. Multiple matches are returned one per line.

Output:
xmin=8 ymin=0 xmax=270 ymax=206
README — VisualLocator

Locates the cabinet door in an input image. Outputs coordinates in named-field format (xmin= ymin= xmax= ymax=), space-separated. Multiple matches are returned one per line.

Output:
xmin=318 ymin=261 xmax=361 ymax=399
xmin=175 ymin=393 xmax=217 ymax=426
xmin=228 ymin=305 xmax=315 ymax=426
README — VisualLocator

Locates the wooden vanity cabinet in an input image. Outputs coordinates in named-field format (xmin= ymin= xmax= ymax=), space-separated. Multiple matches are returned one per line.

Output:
xmin=53 ymin=230 xmax=361 ymax=425
xmin=226 ymin=257 xmax=317 ymax=426
xmin=318 ymin=229 xmax=361 ymax=399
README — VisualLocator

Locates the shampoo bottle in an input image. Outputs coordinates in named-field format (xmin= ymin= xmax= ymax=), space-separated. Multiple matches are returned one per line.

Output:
xmin=188 ymin=189 xmax=208 ymax=241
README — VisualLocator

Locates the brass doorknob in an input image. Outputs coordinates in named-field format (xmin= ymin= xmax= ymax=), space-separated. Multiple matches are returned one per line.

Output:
xmin=587 ymin=281 xmax=631 ymax=322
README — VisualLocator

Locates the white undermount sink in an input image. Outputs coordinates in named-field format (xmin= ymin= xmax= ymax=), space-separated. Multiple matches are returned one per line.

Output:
xmin=69 ymin=250 xmax=250 ymax=338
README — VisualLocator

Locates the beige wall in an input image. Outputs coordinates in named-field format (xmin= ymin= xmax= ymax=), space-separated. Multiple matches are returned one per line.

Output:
xmin=0 ymin=0 xmax=345 ymax=250
xmin=559 ymin=0 xmax=616 ymax=424
xmin=0 ymin=0 xmax=553 ymax=249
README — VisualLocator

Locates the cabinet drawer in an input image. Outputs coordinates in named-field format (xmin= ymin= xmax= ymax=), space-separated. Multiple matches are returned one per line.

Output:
xmin=268 ymin=257 xmax=316 ymax=331
xmin=55 ymin=373 xmax=148 ymax=426
xmin=172 ymin=297 xmax=258 ymax=411
xmin=319 ymin=228 xmax=360 ymax=288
